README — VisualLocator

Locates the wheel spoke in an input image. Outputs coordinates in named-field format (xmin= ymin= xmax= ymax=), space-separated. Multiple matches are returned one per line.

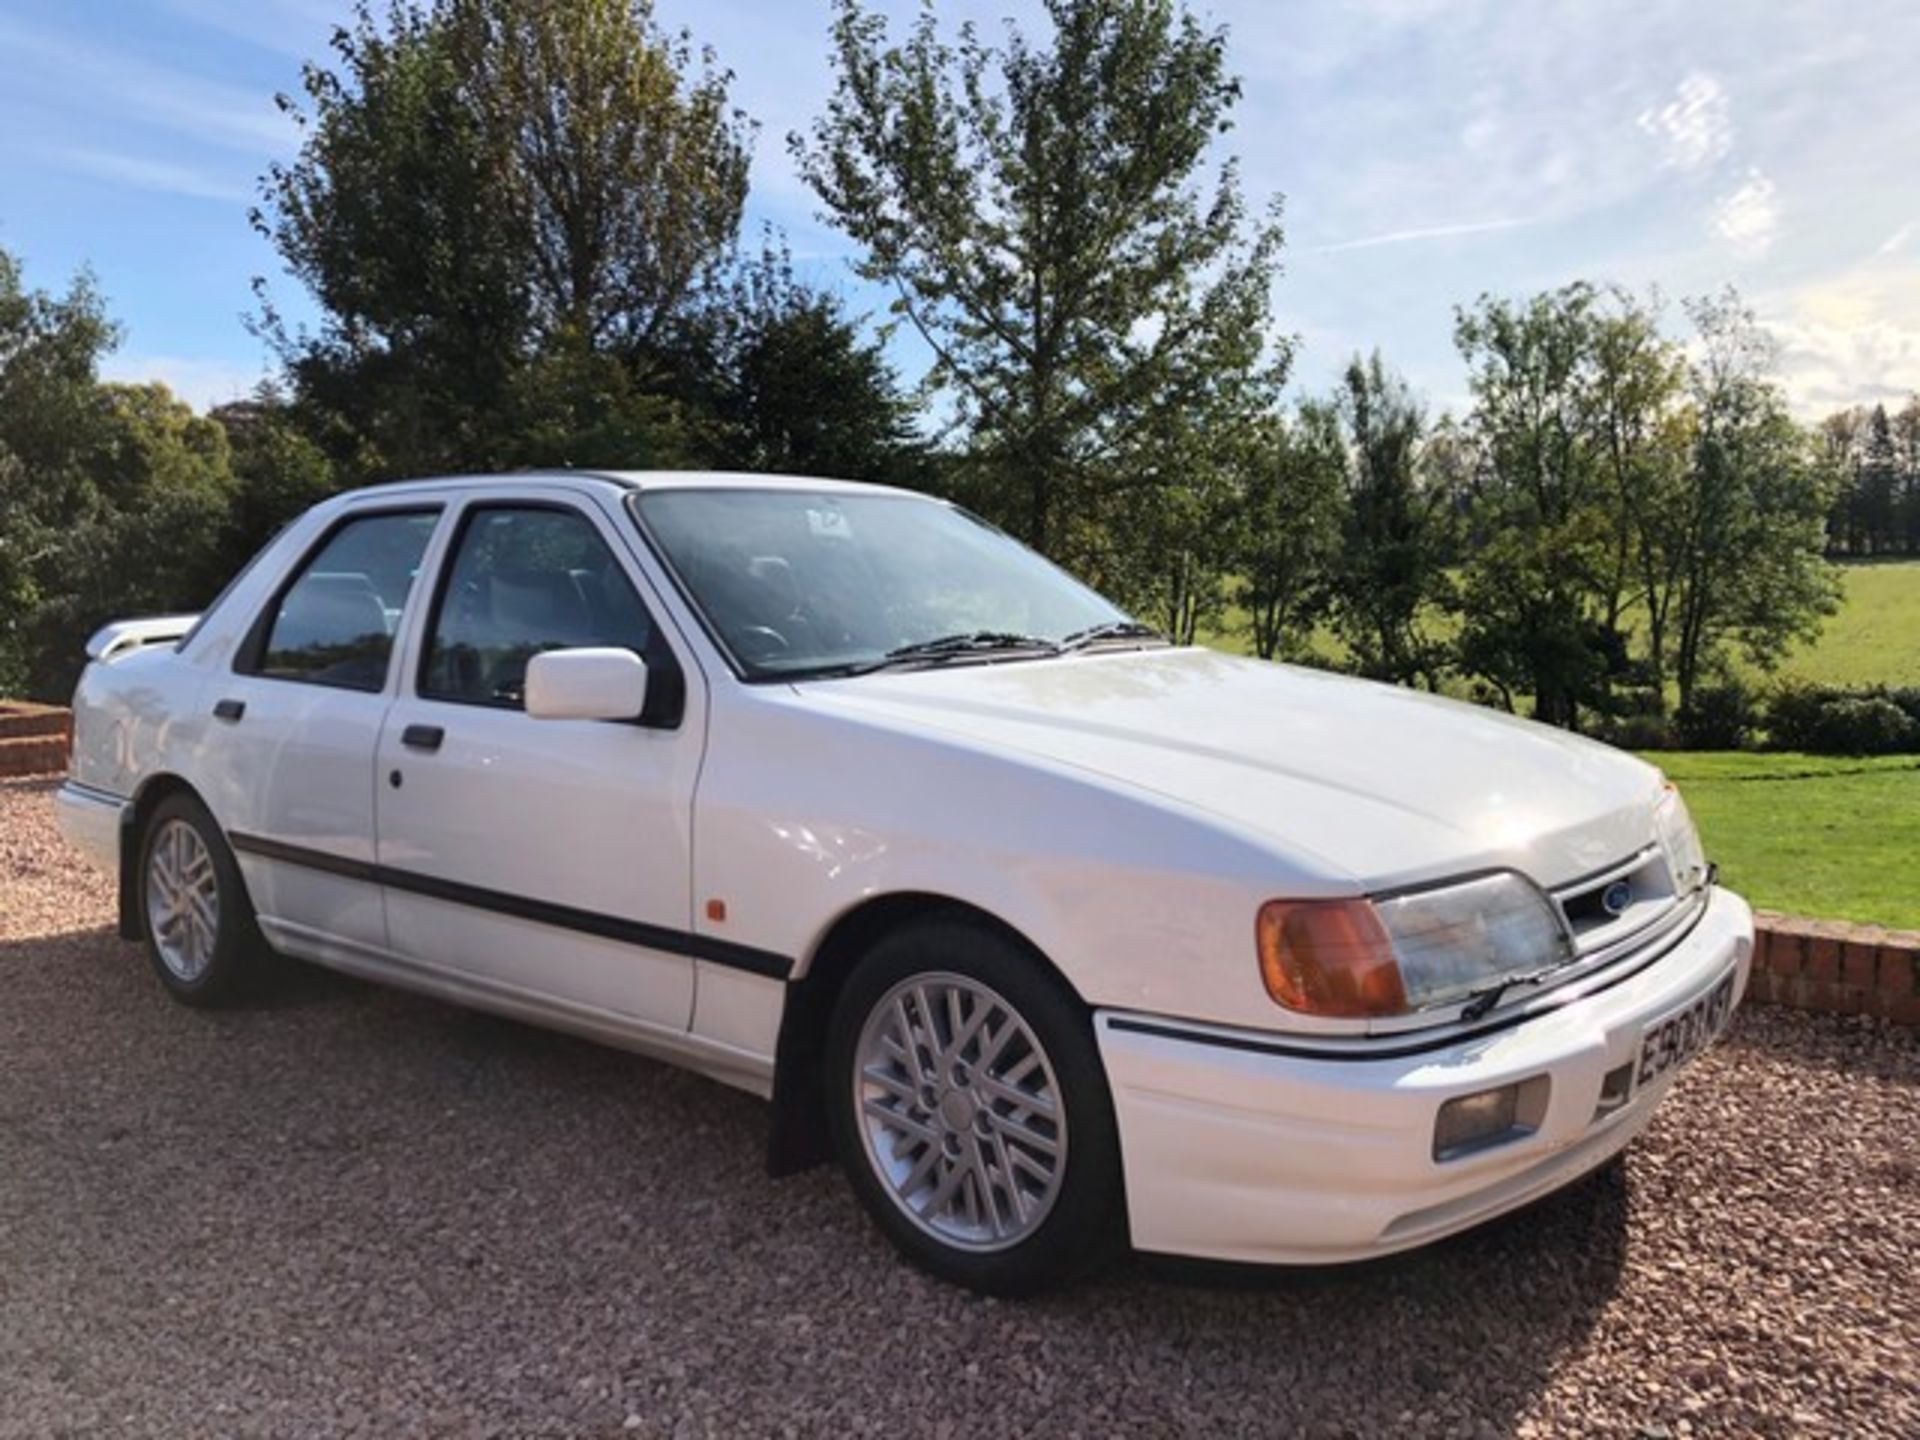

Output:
xmin=890 ymin=997 xmax=934 ymax=1087
xmin=974 ymin=1070 xmax=1056 ymax=1119
xmin=983 ymin=1127 xmax=1029 ymax=1226
xmin=863 ymin=1095 xmax=939 ymax=1147
xmin=987 ymin=1109 xmax=1060 ymax=1158
xmin=923 ymin=1150 xmax=970 ymax=1218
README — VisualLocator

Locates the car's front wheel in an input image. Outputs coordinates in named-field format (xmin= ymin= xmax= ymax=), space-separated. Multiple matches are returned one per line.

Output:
xmin=138 ymin=792 xmax=266 ymax=1006
xmin=826 ymin=917 xmax=1123 ymax=1295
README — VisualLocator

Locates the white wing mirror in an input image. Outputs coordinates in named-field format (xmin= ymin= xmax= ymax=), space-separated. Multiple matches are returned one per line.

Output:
xmin=524 ymin=647 xmax=649 ymax=721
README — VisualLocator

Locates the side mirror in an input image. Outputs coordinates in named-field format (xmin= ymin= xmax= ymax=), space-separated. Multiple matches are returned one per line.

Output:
xmin=524 ymin=647 xmax=649 ymax=722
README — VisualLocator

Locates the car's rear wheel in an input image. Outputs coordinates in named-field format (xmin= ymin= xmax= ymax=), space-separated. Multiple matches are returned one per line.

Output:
xmin=826 ymin=916 xmax=1123 ymax=1295
xmin=138 ymin=793 xmax=265 ymax=1006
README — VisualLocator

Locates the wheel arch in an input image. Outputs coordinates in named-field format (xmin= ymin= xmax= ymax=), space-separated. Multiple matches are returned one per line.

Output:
xmin=765 ymin=890 xmax=1082 ymax=1177
xmin=116 ymin=772 xmax=208 ymax=940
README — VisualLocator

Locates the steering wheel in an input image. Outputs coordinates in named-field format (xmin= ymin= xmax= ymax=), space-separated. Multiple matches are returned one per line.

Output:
xmin=731 ymin=624 xmax=791 ymax=661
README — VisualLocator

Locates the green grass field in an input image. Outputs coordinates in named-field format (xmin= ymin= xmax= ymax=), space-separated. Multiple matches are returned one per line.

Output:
xmin=1773 ymin=560 xmax=1920 ymax=687
xmin=1648 ymin=751 xmax=1920 ymax=930
xmin=1201 ymin=559 xmax=1920 ymax=688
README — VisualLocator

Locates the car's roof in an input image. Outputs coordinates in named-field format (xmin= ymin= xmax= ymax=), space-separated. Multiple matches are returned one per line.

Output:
xmin=330 ymin=469 xmax=917 ymax=505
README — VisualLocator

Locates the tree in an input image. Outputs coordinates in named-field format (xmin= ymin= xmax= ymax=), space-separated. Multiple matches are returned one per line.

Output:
xmin=658 ymin=240 xmax=923 ymax=484
xmin=0 ymin=248 xmax=244 ymax=700
xmin=1896 ymin=397 xmax=1920 ymax=554
xmin=1235 ymin=407 xmax=1343 ymax=661
xmin=1326 ymin=354 xmax=1451 ymax=688
xmin=209 ymin=393 xmax=339 ymax=575
xmin=0 ymin=252 xmax=119 ymax=693
xmin=257 ymin=0 xmax=752 ymax=478
xmin=1453 ymin=284 xmax=1623 ymax=727
xmin=1097 ymin=402 xmax=1247 ymax=644
xmin=1856 ymin=404 xmax=1900 ymax=554
xmin=1663 ymin=292 xmax=1839 ymax=712
xmin=794 ymin=0 xmax=1288 ymax=563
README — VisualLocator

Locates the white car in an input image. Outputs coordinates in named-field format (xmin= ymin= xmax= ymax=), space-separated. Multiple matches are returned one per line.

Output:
xmin=55 ymin=471 xmax=1753 ymax=1293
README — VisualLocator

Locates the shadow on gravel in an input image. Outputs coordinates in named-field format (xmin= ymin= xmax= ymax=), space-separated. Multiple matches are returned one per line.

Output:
xmin=1 ymin=925 xmax=1632 ymax=1436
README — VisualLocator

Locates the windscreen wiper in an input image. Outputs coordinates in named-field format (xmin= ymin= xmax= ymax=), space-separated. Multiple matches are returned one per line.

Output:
xmin=1057 ymin=620 xmax=1169 ymax=652
xmin=1458 ymin=967 xmax=1564 ymax=1022
xmin=845 ymin=631 xmax=1062 ymax=675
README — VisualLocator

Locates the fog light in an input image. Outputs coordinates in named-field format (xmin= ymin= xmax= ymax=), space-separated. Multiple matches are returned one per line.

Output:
xmin=1433 ymin=1076 xmax=1550 ymax=1160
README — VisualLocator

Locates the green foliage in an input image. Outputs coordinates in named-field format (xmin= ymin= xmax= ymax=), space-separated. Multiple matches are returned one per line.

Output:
xmin=209 ymin=396 xmax=339 ymax=573
xmin=658 ymin=239 xmax=922 ymax=484
xmin=1674 ymin=678 xmax=1758 ymax=750
xmin=1766 ymin=680 xmax=1920 ymax=755
xmin=257 ymin=0 xmax=753 ymax=479
xmin=795 ymin=0 xmax=1287 ymax=565
xmin=1234 ymin=410 xmax=1343 ymax=660
xmin=1 ymin=254 xmax=238 ymax=697
xmin=1325 ymin=355 xmax=1452 ymax=687
xmin=1453 ymin=283 xmax=1625 ymax=726
xmin=1444 ymin=284 xmax=1838 ymax=729
xmin=1821 ymin=398 xmax=1920 ymax=556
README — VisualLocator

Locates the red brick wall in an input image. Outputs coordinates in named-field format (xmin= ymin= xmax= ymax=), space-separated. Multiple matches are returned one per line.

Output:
xmin=0 ymin=703 xmax=69 ymax=778
xmin=1748 ymin=912 xmax=1919 ymax=1026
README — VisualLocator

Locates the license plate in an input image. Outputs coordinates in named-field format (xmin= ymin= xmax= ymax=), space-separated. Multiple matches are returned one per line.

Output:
xmin=1635 ymin=972 xmax=1735 ymax=1089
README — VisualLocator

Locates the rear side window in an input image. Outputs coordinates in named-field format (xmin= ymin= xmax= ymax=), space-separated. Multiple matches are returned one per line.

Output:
xmin=254 ymin=511 xmax=439 ymax=691
xmin=421 ymin=506 xmax=658 ymax=708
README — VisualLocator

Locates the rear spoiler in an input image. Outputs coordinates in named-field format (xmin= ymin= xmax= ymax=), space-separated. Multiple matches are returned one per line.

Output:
xmin=85 ymin=614 xmax=201 ymax=664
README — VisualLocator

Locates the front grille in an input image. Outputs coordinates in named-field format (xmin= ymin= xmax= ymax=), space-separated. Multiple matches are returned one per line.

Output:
xmin=1544 ymin=844 xmax=1703 ymax=986
xmin=1554 ymin=846 xmax=1678 ymax=953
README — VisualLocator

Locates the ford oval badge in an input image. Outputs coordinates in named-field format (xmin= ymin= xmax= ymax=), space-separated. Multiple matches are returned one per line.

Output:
xmin=1601 ymin=879 xmax=1633 ymax=916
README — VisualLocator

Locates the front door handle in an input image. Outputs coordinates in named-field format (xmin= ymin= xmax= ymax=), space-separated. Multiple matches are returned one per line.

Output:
xmin=400 ymin=724 xmax=445 ymax=752
xmin=212 ymin=698 xmax=245 ymax=722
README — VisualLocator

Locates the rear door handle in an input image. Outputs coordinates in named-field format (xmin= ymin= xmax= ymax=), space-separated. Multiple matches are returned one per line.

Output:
xmin=400 ymin=724 xmax=444 ymax=752
xmin=212 ymin=698 xmax=245 ymax=722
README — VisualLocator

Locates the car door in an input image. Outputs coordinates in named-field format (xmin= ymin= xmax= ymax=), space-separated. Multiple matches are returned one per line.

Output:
xmin=205 ymin=505 xmax=445 ymax=953
xmin=372 ymin=491 xmax=702 ymax=1030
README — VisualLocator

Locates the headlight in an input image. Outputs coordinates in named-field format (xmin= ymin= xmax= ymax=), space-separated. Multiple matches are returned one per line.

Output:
xmin=1257 ymin=873 xmax=1573 ymax=1019
xmin=1654 ymin=783 xmax=1708 ymax=896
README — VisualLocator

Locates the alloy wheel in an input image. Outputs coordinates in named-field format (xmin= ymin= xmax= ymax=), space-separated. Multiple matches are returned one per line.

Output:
xmin=146 ymin=817 xmax=220 ymax=983
xmin=853 ymin=971 xmax=1067 ymax=1251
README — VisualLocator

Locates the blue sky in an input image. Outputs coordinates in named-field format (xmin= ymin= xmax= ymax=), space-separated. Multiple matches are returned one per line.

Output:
xmin=3 ymin=0 xmax=1917 ymax=419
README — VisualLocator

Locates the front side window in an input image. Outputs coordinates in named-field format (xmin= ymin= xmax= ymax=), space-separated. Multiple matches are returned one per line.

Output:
xmin=632 ymin=489 xmax=1132 ymax=679
xmin=422 ymin=506 xmax=659 ymax=708
xmin=255 ymin=510 xmax=439 ymax=690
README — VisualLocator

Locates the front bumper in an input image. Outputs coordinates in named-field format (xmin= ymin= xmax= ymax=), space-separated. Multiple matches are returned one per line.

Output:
xmin=1096 ymin=885 xmax=1754 ymax=1265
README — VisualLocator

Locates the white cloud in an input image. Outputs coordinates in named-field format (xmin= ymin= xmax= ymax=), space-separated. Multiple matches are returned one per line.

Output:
xmin=50 ymin=147 xmax=250 ymax=204
xmin=1713 ymin=169 xmax=1779 ymax=256
xmin=0 ymin=16 xmax=293 ymax=153
xmin=1761 ymin=264 xmax=1920 ymax=414
xmin=100 ymin=354 xmax=270 ymax=412
xmin=1309 ymin=215 xmax=1544 ymax=254
xmin=1878 ymin=221 xmax=1917 ymax=256
xmin=157 ymin=0 xmax=343 ymax=59
xmin=1636 ymin=71 xmax=1734 ymax=172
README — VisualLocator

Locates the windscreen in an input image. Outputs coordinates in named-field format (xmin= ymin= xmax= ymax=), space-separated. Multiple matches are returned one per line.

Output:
xmin=633 ymin=489 xmax=1130 ymax=679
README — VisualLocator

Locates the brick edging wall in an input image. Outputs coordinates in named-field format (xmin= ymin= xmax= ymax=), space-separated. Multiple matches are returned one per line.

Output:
xmin=1749 ymin=912 xmax=1918 ymax=1026
xmin=0 ymin=703 xmax=70 ymax=779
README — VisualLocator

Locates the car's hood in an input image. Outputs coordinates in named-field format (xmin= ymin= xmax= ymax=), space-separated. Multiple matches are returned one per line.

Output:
xmin=796 ymin=647 xmax=1664 ymax=891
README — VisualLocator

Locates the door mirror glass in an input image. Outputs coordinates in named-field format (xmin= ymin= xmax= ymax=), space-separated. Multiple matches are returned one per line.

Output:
xmin=524 ymin=647 xmax=649 ymax=721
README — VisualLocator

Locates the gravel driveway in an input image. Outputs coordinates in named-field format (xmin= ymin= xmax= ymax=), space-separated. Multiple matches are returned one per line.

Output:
xmin=2 ymin=775 xmax=1915 ymax=1438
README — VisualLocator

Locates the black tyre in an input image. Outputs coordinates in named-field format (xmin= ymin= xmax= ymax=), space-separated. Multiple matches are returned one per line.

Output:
xmin=825 ymin=915 xmax=1124 ymax=1295
xmin=136 ymin=792 xmax=267 ymax=1007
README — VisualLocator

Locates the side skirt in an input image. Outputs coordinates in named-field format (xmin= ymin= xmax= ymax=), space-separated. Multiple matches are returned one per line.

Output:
xmin=257 ymin=916 xmax=777 ymax=1100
